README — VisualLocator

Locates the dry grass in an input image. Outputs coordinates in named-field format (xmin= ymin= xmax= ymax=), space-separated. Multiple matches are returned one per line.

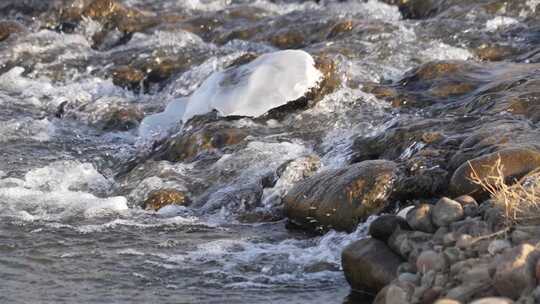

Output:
xmin=469 ymin=157 xmax=540 ymax=226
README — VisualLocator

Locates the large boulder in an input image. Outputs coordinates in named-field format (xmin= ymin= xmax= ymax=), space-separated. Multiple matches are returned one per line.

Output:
xmin=450 ymin=147 xmax=540 ymax=198
xmin=284 ymin=160 xmax=398 ymax=233
xmin=342 ymin=238 xmax=403 ymax=293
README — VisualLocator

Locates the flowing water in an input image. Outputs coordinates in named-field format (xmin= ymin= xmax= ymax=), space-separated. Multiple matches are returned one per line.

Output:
xmin=1 ymin=0 xmax=540 ymax=303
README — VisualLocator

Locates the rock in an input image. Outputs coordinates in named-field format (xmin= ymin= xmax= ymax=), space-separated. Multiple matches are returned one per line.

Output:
xmin=443 ymin=247 xmax=465 ymax=264
xmin=58 ymin=0 xmax=158 ymax=48
xmin=143 ymin=189 xmax=191 ymax=211
xmin=455 ymin=234 xmax=474 ymax=249
xmin=488 ymin=240 xmax=511 ymax=255
xmin=450 ymin=148 xmax=540 ymax=198
xmin=0 ymin=20 xmax=25 ymax=42
xmin=342 ymin=238 xmax=403 ymax=293
xmin=420 ymin=288 xmax=441 ymax=304
xmin=269 ymin=30 xmax=305 ymax=49
xmin=416 ymin=250 xmax=446 ymax=274
xmin=493 ymin=244 xmax=540 ymax=300
xmin=406 ymin=204 xmax=436 ymax=233
xmin=454 ymin=195 xmax=478 ymax=217
xmin=484 ymin=207 xmax=506 ymax=231
xmin=398 ymin=272 xmax=418 ymax=284
xmin=158 ymin=119 xmax=249 ymax=162
xmin=373 ymin=284 xmax=411 ymax=304
xmin=111 ymin=65 xmax=145 ymax=90
xmin=449 ymin=218 xmax=490 ymax=237
xmin=284 ymin=160 xmax=398 ymax=233
xmin=388 ymin=229 xmax=433 ymax=261
xmin=431 ymin=198 xmax=464 ymax=227
xmin=469 ymin=297 xmax=514 ymax=304
xmin=433 ymin=300 xmax=462 ymax=304
xmin=369 ymin=215 xmax=410 ymax=243
xmin=445 ymin=283 xmax=492 ymax=303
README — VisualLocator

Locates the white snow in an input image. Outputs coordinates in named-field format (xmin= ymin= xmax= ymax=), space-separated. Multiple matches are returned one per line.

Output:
xmin=138 ymin=50 xmax=322 ymax=140
xmin=138 ymin=98 xmax=188 ymax=139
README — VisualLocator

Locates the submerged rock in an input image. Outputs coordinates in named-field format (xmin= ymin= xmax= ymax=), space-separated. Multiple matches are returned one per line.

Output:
xmin=342 ymin=238 xmax=403 ymax=294
xmin=143 ymin=189 xmax=191 ymax=211
xmin=0 ymin=20 xmax=24 ymax=42
xmin=284 ymin=160 xmax=398 ymax=233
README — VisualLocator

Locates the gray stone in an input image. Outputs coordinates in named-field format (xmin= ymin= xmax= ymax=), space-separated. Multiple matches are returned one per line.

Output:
xmin=406 ymin=204 xmax=436 ymax=233
xmin=416 ymin=250 xmax=446 ymax=274
xmin=469 ymin=297 xmax=514 ymax=304
xmin=488 ymin=239 xmax=511 ymax=255
xmin=432 ymin=197 xmax=464 ymax=227
xmin=342 ymin=238 xmax=403 ymax=293
xmin=493 ymin=244 xmax=540 ymax=300
xmin=454 ymin=195 xmax=478 ymax=217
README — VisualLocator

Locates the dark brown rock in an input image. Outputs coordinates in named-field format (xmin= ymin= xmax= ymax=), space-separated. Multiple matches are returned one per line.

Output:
xmin=159 ymin=119 xmax=248 ymax=162
xmin=369 ymin=215 xmax=410 ymax=243
xmin=342 ymin=238 xmax=403 ymax=293
xmin=450 ymin=147 xmax=540 ymax=198
xmin=284 ymin=160 xmax=398 ymax=233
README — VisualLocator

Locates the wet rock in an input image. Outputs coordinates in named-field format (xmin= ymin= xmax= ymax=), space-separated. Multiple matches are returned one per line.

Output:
xmin=143 ymin=189 xmax=191 ymax=211
xmin=158 ymin=119 xmax=249 ymax=163
xmin=0 ymin=20 xmax=24 ymax=42
xmin=111 ymin=65 xmax=145 ymax=90
xmin=327 ymin=20 xmax=355 ymax=39
xmin=369 ymin=215 xmax=410 ymax=243
xmin=493 ymin=244 xmax=540 ymax=300
xmin=431 ymin=197 xmax=464 ymax=227
xmin=406 ymin=204 xmax=436 ymax=233
xmin=474 ymin=45 xmax=516 ymax=62
xmin=469 ymin=297 xmax=514 ymax=304
xmin=342 ymin=238 xmax=403 ymax=293
xmin=57 ymin=0 xmax=158 ymax=48
xmin=269 ymin=30 xmax=305 ymax=49
xmin=284 ymin=160 xmax=398 ymax=233
xmin=450 ymin=148 xmax=540 ymax=198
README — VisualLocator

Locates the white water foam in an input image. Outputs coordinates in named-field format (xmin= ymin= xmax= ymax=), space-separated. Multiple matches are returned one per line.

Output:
xmin=0 ymin=161 xmax=128 ymax=221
